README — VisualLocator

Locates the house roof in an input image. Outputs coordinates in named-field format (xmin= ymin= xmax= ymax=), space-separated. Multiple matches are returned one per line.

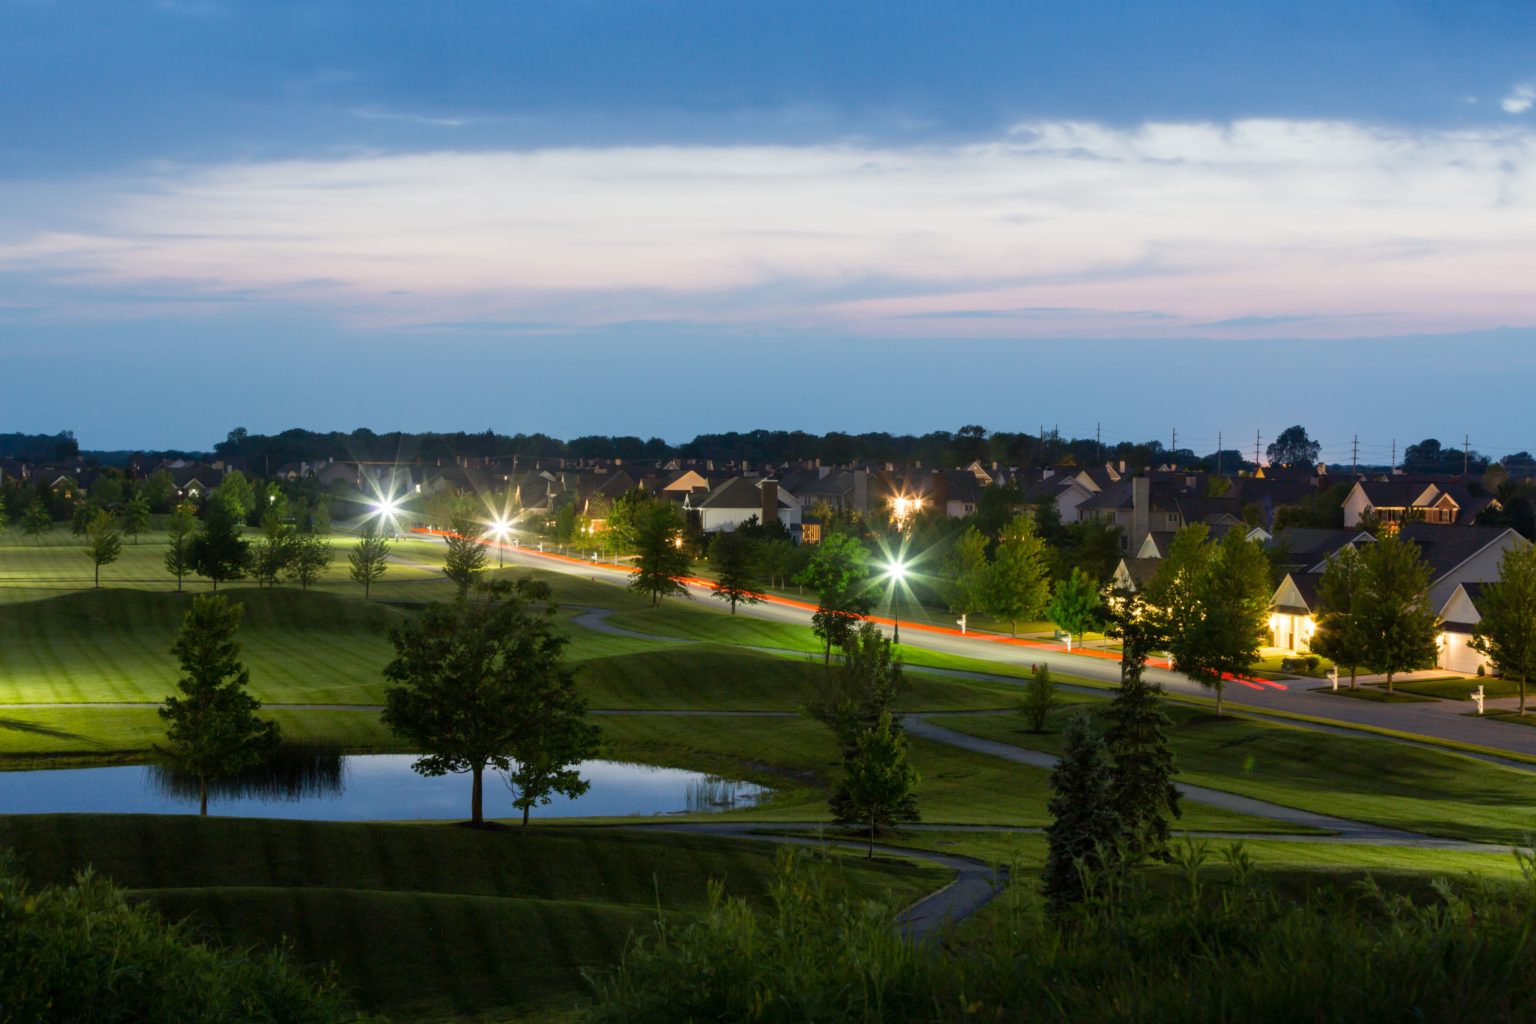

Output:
xmin=1397 ymin=523 xmax=1524 ymax=581
xmin=1115 ymin=557 xmax=1162 ymax=590
xmin=695 ymin=477 xmax=793 ymax=511
xmin=1272 ymin=572 xmax=1321 ymax=615
xmin=1272 ymin=527 xmax=1368 ymax=566
xmin=1355 ymin=479 xmax=1441 ymax=509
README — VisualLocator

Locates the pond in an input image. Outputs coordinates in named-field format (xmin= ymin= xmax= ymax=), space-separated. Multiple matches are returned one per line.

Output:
xmin=0 ymin=751 xmax=768 ymax=822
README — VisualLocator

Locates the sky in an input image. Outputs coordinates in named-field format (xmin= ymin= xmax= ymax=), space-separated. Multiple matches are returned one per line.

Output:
xmin=2 ymin=0 xmax=1535 ymax=462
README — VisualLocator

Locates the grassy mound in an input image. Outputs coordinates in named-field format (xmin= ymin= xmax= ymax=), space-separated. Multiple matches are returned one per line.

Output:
xmin=0 ymin=814 xmax=942 ymax=1020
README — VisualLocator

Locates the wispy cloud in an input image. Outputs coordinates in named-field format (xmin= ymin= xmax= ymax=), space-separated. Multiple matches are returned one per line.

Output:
xmin=1503 ymin=83 xmax=1536 ymax=115
xmin=1 ymin=119 xmax=1534 ymax=338
xmin=350 ymin=106 xmax=475 ymax=128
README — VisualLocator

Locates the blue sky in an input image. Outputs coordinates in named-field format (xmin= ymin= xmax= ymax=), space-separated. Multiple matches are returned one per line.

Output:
xmin=2 ymin=0 xmax=1534 ymax=459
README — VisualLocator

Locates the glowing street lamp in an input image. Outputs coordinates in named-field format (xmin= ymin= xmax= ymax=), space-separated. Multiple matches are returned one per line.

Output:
xmin=371 ymin=497 xmax=403 ymax=539
xmin=490 ymin=516 xmax=512 ymax=567
xmin=885 ymin=558 xmax=907 ymax=644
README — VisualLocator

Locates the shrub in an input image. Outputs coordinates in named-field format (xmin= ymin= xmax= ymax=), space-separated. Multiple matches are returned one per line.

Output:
xmin=0 ymin=854 xmax=366 ymax=1023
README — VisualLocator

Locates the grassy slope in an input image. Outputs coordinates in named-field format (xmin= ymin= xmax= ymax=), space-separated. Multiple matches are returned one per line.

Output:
xmin=936 ymin=705 xmax=1536 ymax=845
xmin=0 ymin=814 xmax=942 ymax=1020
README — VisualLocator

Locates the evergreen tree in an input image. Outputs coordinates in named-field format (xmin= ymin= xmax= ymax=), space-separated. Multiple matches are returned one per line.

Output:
xmin=1043 ymin=713 xmax=1121 ymax=913
xmin=1103 ymin=596 xmax=1181 ymax=859
xmin=158 ymin=595 xmax=280 ymax=815
xmin=21 ymin=498 xmax=51 ymax=536
xmin=804 ymin=620 xmax=904 ymax=751
xmin=442 ymin=510 xmax=489 ymax=598
xmin=986 ymin=514 xmax=1052 ymax=637
xmin=348 ymin=524 xmax=391 ymax=599
xmin=285 ymin=532 xmax=334 ymax=590
xmin=1472 ymin=545 xmax=1536 ymax=715
xmin=1311 ymin=544 xmax=1367 ymax=689
xmin=122 ymin=493 xmax=151 ymax=544
xmin=82 ymin=508 xmax=122 ymax=589
xmin=1356 ymin=533 xmax=1440 ymax=695
xmin=629 ymin=499 xmax=691 ymax=606
xmin=1018 ymin=662 xmax=1057 ymax=733
xmin=829 ymin=711 xmax=920 ymax=858
xmin=1047 ymin=567 xmax=1103 ymax=650
xmin=163 ymin=504 xmax=199 ymax=592
xmin=709 ymin=529 xmax=766 ymax=613
xmin=190 ymin=500 xmax=249 ymax=591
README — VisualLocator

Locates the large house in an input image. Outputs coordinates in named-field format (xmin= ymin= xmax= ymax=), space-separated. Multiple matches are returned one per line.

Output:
xmin=1341 ymin=478 xmax=1497 ymax=529
xmin=689 ymin=477 xmax=802 ymax=534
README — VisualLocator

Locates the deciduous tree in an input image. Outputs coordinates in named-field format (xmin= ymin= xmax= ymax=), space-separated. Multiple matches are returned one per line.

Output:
xmin=940 ymin=525 xmax=989 ymax=623
xmin=1472 ymin=546 xmax=1536 ymax=715
xmin=82 ymin=508 xmax=121 ymax=588
xmin=1163 ymin=528 xmax=1271 ymax=716
xmin=1311 ymin=544 xmax=1368 ymax=689
xmin=1018 ymin=662 xmax=1057 ymax=733
xmin=442 ymin=511 xmax=489 ymax=598
xmin=159 ymin=595 xmax=280 ymax=815
xmin=191 ymin=500 xmax=249 ymax=591
xmin=1047 ymin=567 xmax=1102 ymax=650
xmin=163 ymin=504 xmax=199 ymax=592
xmin=1356 ymin=534 xmax=1440 ymax=695
xmin=986 ymin=515 xmax=1052 ymax=637
xmin=709 ymin=529 xmax=765 ymax=613
xmin=285 ymin=532 xmax=333 ymax=591
xmin=829 ymin=711 xmax=920 ymax=858
xmin=214 ymin=469 xmax=256 ymax=523
xmin=798 ymin=532 xmax=872 ymax=662
xmin=122 ymin=493 xmax=151 ymax=544
xmin=348 ymin=524 xmax=391 ymax=599
xmin=629 ymin=499 xmax=691 ymax=606
xmin=252 ymin=513 xmax=296 ymax=587
xmin=1266 ymin=425 xmax=1321 ymax=468
xmin=381 ymin=579 xmax=576 ymax=826
xmin=804 ymin=620 xmax=904 ymax=750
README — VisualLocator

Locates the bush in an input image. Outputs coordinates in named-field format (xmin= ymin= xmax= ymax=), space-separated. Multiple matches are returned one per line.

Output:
xmin=0 ymin=854 xmax=367 ymax=1023
xmin=587 ymin=843 xmax=1536 ymax=1023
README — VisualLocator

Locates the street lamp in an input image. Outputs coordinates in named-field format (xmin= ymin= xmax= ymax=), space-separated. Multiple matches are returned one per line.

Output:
xmin=490 ymin=516 xmax=512 ymax=568
xmin=885 ymin=558 xmax=907 ymax=644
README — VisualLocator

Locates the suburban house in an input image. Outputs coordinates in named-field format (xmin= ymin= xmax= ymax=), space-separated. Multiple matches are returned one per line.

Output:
xmin=1265 ymin=523 xmax=1530 ymax=657
xmin=1340 ymin=478 xmax=1497 ymax=529
xmin=690 ymin=477 xmax=802 ymax=534
xmin=1078 ymin=476 xmax=1245 ymax=554
xmin=1434 ymin=583 xmax=1491 ymax=675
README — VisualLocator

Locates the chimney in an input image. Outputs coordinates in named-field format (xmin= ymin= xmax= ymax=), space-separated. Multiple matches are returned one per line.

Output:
xmin=761 ymin=479 xmax=778 ymax=527
xmin=1132 ymin=476 xmax=1151 ymax=555
xmin=853 ymin=469 xmax=870 ymax=513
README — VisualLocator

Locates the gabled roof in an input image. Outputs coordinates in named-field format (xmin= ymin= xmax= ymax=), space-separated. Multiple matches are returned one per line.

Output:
xmin=695 ymin=477 xmax=793 ymax=511
xmin=1272 ymin=527 xmax=1371 ymax=567
xmin=1270 ymin=572 xmax=1321 ymax=615
xmin=1397 ymin=523 xmax=1527 ymax=582
xmin=1353 ymin=479 xmax=1441 ymax=509
xmin=1113 ymin=556 xmax=1162 ymax=591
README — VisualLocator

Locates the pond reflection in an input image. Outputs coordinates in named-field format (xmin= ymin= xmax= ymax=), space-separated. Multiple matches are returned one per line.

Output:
xmin=149 ymin=743 xmax=345 ymax=802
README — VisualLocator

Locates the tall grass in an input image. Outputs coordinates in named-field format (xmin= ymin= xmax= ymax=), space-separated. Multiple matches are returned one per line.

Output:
xmin=589 ymin=844 xmax=1536 ymax=1023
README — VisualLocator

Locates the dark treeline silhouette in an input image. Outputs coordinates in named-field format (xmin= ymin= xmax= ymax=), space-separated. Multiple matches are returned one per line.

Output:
xmin=0 ymin=431 xmax=79 ymax=461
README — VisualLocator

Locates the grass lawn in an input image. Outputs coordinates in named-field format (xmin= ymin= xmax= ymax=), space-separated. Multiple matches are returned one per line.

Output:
xmin=936 ymin=706 xmax=1536 ymax=845
xmin=1309 ymin=684 xmax=1438 ymax=703
xmin=0 ymin=814 xmax=942 ymax=1020
xmin=1397 ymin=677 xmax=1524 ymax=701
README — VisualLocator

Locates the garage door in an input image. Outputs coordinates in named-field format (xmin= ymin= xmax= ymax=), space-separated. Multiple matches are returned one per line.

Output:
xmin=1440 ymin=633 xmax=1483 ymax=675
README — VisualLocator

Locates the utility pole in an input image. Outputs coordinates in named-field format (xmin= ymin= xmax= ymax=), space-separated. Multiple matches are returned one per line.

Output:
xmin=1171 ymin=427 xmax=1177 ymax=460
xmin=1039 ymin=424 xmax=1045 ymax=466
xmin=1391 ymin=439 xmax=1396 ymax=474
xmin=1464 ymin=434 xmax=1470 ymax=478
xmin=1351 ymin=435 xmax=1358 ymax=478
xmin=1254 ymin=430 xmax=1262 ymax=472
xmin=1217 ymin=431 xmax=1223 ymax=475
xmin=1096 ymin=422 xmax=1102 ymax=464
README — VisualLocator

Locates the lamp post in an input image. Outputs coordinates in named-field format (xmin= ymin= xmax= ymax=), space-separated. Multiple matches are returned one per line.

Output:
xmin=885 ymin=558 xmax=907 ymax=644
xmin=490 ymin=517 xmax=511 ymax=567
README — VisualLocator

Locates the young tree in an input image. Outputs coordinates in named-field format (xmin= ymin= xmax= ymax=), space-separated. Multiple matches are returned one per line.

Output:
xmin=139 ymin=467 xmax=176 ymax=512
xmin=629 ymin=499 xmax=691 ymax=606
xmin=940 ymin=525 xmax=990 ymax=624
xmin=191 ymin=500 xmax=249 ymax=591
xmin=804 ymin=620 xmax=904 ymax=750
xmin=1355 ymin=534 xmax=1440 ymax=695
xmin=22 ymin=498 xmax=52 ymax=536
xmin=501 ymin=637 xmax=601 ymax=826
xmin=986 ymin=514 xmax=1052 ymax=637
xmin=252 ymin=513 xmax=296 ymax=588
xmin=122 ymin=493 xmax=151 ymax=545
xmin=1472 ymin=545 xmax=1536 ymax=715
xmin=798 ymin=532 xmax=872 ymax=663
xmin=829 ymin=711 xmax=920 ymax=858
xmin=1018 ymin=662 xmax=1058 ymax=733
xmin=214 ymin=469 xmax=255 ymax=523
xmin=158 ymin=595 xmax=281 ymax=815
xmin=1103 ymin=596 xmax=1180 ymax=859
xmin=761 ymin=537 xmax=797 ymax=588
xmin=1162 ymin=528 xmax=1270 ymax=716
xmin=1043 ymin=713 xmax=1121 ymax=914
xmin=163 ymin=504 xmax=199 ymax=592
xmin=1143 ymin=523 xmax=1213 ymax=634
xmin=285 ymin=532 xmax=334 ymax=591
xmin=381 ymin=579 xmax=575 ymax=826
xmin=348 ymin=524 xmax=391 ymax=599
xmin=1047 ymin=567 xmax=1102 ymax=650
xmin=1311 ymin=544 xmax=1368 ymax=689
xmin=442 ymin=511 xmax=489 ymax=598
xmin=82 ymin=508 xmax=122 ymax=588
xmin=709 ymin=529 xmax=765 ymax=613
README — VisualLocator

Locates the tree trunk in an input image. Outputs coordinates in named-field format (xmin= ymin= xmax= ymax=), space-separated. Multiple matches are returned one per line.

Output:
xmin=94 ymin=563 xmax=100 ymax=588
xmin=868 ymin=815 xmax=875 ymax=860
xmin=1386 ymin=672 xmax=1394 ymax=696
xmin=522 ymin=803 xmax=531 ymax=826
xmin=1522 ymin=675 xmax=1528 ymax=717
xmin=1349 ymin=666 xmax=1357 ymax=690
xmin=199 ymin=777 xmax=208 ymax=816
xmin=471 ymin=765 xmax=484 ymax=826
xmin=1216 ymin=682 xmax=1224 ymax=717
